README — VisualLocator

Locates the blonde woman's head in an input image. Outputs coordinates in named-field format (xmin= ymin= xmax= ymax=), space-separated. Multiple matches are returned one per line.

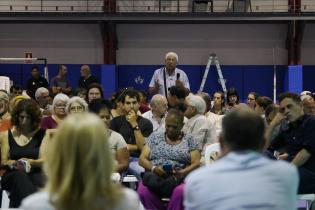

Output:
xmin=45 ymin=113 xmax=119 ymax=210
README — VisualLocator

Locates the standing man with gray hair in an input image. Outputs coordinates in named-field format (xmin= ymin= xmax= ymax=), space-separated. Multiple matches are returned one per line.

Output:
xmin=149 ymin=52 xmax=190 ymax=97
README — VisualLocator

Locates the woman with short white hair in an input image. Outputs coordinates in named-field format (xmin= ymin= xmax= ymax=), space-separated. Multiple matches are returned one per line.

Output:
xmin=41 ymin=93 xmax=69 ymax=129
xmin=66 ymin=96 xmax=88 ymax=114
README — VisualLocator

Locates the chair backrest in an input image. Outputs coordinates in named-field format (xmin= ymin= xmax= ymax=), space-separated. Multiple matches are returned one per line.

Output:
xmin=297 ymin=194 xmax=315 ymax=210
xmin=204 ymin=142 xmax=221 ymax=166
xmin=0 ymin=76 xmax=10 ymax=93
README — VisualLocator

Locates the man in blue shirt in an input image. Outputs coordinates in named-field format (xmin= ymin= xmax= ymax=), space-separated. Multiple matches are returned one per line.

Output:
xmin=185 ymin=107 xmax=298 ymax=210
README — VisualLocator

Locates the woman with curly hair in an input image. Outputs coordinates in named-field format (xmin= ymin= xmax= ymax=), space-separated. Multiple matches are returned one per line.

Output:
xmin=0 ymin=99 xmax=47 ymax=207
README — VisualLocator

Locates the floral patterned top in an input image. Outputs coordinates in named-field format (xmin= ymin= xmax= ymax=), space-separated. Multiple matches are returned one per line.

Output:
xmin=147 ymin=131 xmax=198 ymax=170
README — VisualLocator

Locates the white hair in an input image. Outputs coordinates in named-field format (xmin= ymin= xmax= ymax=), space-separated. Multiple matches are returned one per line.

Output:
xmin=150 ymin=94 xmax=167 ymax=106
xmin=186 ymin=94 xmax=206 ymax=115
xmin=165 ymin=52 xmax=179 ymax=63
xmin=35 ymin=87 xmax=49 ymax=100
xmin=53 ymin=93 xmax=69 ymax=107
xmin=66 ymin=96 xmax=88 ymax=113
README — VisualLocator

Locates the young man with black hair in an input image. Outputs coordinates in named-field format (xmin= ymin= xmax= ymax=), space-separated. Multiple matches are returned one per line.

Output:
xmin=110 ymin=89 xmax=153 ymax=180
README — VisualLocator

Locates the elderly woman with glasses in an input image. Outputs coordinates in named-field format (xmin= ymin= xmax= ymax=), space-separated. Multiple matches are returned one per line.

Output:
xmin=66 ymin=96 xmax=88 ymax=114
xmin=0 ymin=99 xmax=48 ymax=207
xmin=41 ymin=93 xmax=69 ymax=129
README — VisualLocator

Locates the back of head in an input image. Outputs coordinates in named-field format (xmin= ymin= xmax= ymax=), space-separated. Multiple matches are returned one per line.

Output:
xmin=167 ymin=108 xmax=184 ymax=125
xmin=300 ymin=90 xmax=313 ymax=101
xmin=222 ymin=107 xmax=265 ymax=151
xmin=265 ymin=104 xmax=279 ymax=119
xmin=150 ymin=94 xmax=167 ymax=106
xmin=197 ymin=92 xmax=211 ymax=112
xmin=186 ymin=94 xmax=206 ymax=115
xmin=45 ymin=113 xmax=119 ymax=210
xmin=89 ymin=98 xmax=112 ymax=114
xmin=256 ymin=96 xmax=273 ymax=110
xmin=169 ymin=85 xmax=188 ymax=100
xmin=35 ymin=87 xmax=49 ymax=100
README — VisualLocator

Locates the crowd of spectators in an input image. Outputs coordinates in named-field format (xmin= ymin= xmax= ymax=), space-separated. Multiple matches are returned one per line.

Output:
xmin=0 ymin=54 xmax=314 ymax=210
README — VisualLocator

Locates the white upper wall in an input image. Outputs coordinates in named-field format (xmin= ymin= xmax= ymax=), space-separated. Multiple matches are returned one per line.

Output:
xmin=302 ymin=24 xmax=315 ymax=65
xmin=0 ymin=23 xmax=314 ymax=65
xmin=0 ymin=24 xmax=103 ymax=64
xmin=116 ymin=24 xmax=288 ymax=65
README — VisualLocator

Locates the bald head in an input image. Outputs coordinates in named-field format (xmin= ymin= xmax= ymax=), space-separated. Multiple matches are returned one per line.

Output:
xmin=80 ymin=65 xmax=91 ymax=78
xmin=221 ymin=107 xmax=265 ymax=152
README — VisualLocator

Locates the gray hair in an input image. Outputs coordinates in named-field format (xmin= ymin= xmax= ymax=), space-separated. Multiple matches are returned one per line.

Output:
xmin=66 ymin=96 xmax=88 ymax=113
xmin=165 ymin=52 xmax=179 ymax=63
xmin=150 ymin=94 xmax=167 ymax=106
xmin=186 ymin=94 xmax=206 ymax=115
xmin=53 ymin=93 xmax=69 ymax=108
xmin=35 ymin=87 xmax=49 ymax=100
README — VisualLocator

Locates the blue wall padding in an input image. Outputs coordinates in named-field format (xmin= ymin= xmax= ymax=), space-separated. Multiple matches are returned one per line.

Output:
xmin=100 ymin=65 xmax=117 ymax=98
xmin=117 ymin=65 xmax=160 ymax=91
xmin=117 ymin=65 xmax=288 ymax=102
xmin=0 ymin=64 xmax=101 ymax=92
xmin=284 ymin=65 xmax=303 ymax=94
xmin=0 ymin=64 xmax=311 ymax=102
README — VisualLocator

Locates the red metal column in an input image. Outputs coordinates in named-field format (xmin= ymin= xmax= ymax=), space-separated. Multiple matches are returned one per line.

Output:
xmin=103 ymin=0 xmax=116 ymax=13
xmin=101 ymin=1 xmax=116 ymax=64
xmin=100 ymin=22 xmax=117 ymax=64
xmin=287 ymin=0 xmax=304 ymax=65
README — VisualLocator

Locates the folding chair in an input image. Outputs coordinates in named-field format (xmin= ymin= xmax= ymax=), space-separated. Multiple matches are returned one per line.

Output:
xmin=298 ymin=194 xmax=315 ymax=210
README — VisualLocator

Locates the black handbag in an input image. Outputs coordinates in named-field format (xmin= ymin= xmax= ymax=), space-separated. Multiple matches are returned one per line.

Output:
xmin=142 ymin=171 xmax=183 ymax=198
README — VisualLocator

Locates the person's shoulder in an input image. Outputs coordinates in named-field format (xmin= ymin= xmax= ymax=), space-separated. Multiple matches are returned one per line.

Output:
xmin=112 ymin=115 xmax=125 ymax=123
xmin=268 ymin=159 xmax=298 ymax=177
xmin=152 ymin=67 xmax=164 ymax=75
xmin=21 ymin=191 xmax=55 ymax=210
xmin=138 ymin=115 xmax=152 ymax=125
xmin=39 ymin=76 xmax=48 ymax=81
xmin=185 ymin=166 xmax=214 ymax=185
xmin=109 ymin=130 xmax=125 ymax=141
xmin=183 ymin=133 xmax=195 ymax=141
xmin=41 ymin=116 xmax=53 ymax=122
xmin=142 ymin=110 xmax=152 ymax=119
xmin=304 ymin=114 xmax=315 ymax=126
xmin=176 ymin=68 xmax=187 ymax=74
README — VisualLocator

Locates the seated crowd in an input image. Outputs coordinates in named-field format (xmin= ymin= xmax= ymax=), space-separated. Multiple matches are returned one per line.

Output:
xmin=0 ymin=64 xmax=314 ymax=210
